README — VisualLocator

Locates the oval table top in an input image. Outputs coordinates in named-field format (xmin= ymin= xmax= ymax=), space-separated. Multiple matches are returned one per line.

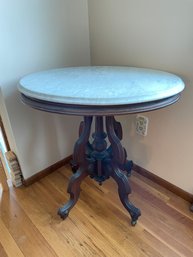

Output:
xmin=18 ymin=66 xmax=185 ymax=116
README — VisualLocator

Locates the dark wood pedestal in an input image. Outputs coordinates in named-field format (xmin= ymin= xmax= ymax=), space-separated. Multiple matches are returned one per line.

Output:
xmin=58 ymin=116 xmax=141 ymax=226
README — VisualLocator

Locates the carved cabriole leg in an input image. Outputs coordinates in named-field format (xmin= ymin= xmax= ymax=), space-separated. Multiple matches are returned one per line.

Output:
xmin=110 ymin=165 xmax=141 ymax=225
xmin=112 ymin=117 xmax=133 ymax=176
xmin=58 ymin=167 xmax=88 ymax=219
xmin=58 ymin=117 xmax=92 ymax=219
xmin=70 ymin=120 xmax=86 ymax=173
xmin=112 ymin=117 xmax=123 ymax=140
xmin=106 ymin=116 xmax=141 ymax=225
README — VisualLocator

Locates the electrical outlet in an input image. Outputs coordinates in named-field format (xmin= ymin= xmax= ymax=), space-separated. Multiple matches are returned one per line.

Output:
xmin=135 ymin=115 xmax=149 ymax=136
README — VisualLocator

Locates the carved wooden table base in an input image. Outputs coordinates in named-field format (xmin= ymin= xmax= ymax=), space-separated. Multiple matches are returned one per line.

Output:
xmin=58 ymin=116 xmax=141 ymax=226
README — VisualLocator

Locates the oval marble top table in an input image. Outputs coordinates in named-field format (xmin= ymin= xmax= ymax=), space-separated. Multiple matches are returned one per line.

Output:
xmin=18 ymin=66 xmax=185 ymax=115
xmin=18 ymin=66 xmax=185 ymax=225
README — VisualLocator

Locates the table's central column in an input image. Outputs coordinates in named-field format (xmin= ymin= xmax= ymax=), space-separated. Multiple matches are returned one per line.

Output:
xmin=88 ymin=116 xmax=110 ymax=185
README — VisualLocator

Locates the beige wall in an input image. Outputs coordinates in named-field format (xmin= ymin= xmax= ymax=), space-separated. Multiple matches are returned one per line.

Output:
xmin=88 ymin=0 xmax=193 ymax=194
xmin=0 ymin=0 xmax=90 ymax=179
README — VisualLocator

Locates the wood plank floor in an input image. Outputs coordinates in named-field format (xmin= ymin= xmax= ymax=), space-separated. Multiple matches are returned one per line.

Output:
xmin=0 ymin=165 xmax=193 ymax=257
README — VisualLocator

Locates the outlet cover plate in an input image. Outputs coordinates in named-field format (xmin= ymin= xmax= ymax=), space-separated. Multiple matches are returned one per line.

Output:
xmin=136 ymin=115 xmax=149 ymax=136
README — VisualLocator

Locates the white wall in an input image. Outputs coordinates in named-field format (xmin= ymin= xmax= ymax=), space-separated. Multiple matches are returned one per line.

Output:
xmin=0 ymin=0 xmax=90 ymax=179
xmin=88 ymin=0 xmax=193 ymax=194
xmin=1 ymin=0 xmax=193 ymax=195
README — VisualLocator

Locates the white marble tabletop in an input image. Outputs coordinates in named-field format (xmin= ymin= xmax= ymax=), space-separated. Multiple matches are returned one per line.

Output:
xmin=18 ymin=66 xmax=185 ymax=106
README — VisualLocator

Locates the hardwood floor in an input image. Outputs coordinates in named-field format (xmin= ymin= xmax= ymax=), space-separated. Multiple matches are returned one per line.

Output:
xmin=0 ymin=165 xmax=193 ymax=257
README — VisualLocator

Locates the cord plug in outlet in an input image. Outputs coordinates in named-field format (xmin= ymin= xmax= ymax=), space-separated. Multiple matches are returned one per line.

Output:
xmin=136 ymin=115 xmax=149 ymax=136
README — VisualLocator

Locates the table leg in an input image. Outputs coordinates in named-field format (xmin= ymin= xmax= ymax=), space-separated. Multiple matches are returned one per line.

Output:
xmin=106 ymin=116 xmax=141 ymax=225
xmin=58 ymin=116 xmax=92 ymax=219
xmin=110 ymin=117 xmax=133 ymax=177
xmin=110 ymin=165 xmax=141 ymax=225
xmin=58 ymin=168 xmax=88 ymax=219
